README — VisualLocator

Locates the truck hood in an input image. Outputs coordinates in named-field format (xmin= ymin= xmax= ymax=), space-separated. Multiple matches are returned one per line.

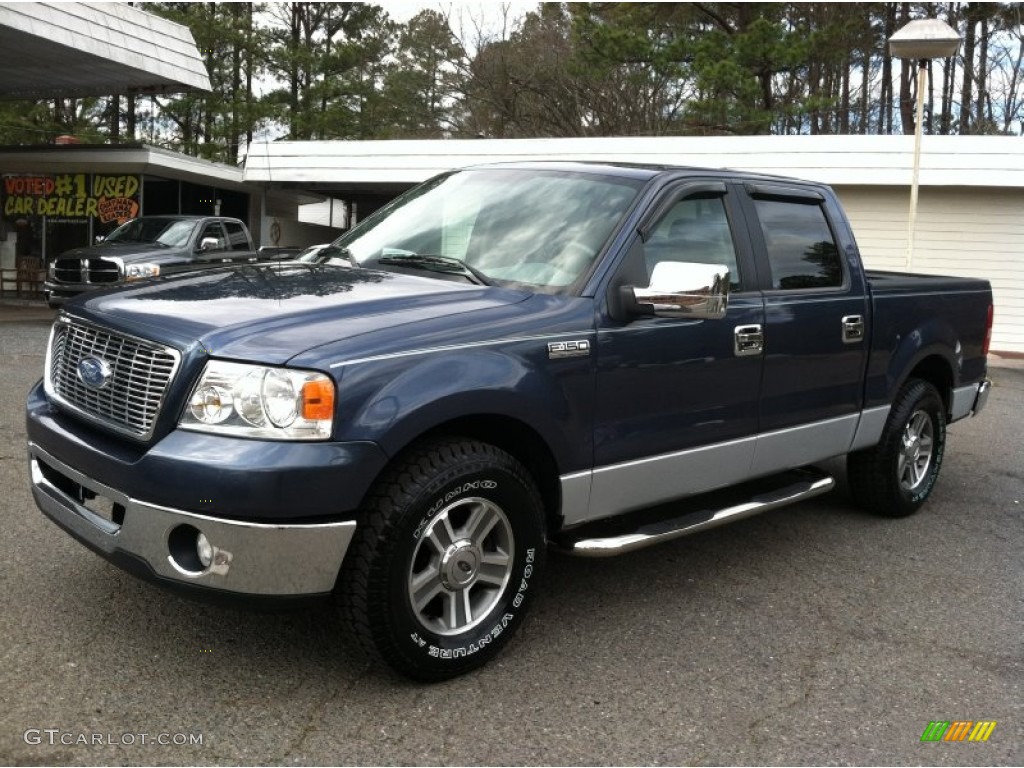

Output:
xmin=75 ymin=263 xmax=530 ymax=365
xmin=58 ymin=242 xmax=174 ymax=263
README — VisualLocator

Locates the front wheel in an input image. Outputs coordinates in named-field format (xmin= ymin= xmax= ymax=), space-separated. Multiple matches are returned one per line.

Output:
xmin=337 ymin=438 xmax=545 ymax=681
xmin=847 ymin=378 xmax=947 ymax=517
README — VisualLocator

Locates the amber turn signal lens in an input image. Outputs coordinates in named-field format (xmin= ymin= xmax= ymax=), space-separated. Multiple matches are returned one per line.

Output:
xmin=301 ymin=379 xmax=334 ymax=421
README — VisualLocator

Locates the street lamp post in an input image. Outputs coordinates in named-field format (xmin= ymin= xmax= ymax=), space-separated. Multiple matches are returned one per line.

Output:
xmin=888 ymin=19 xmax=961 ymax=270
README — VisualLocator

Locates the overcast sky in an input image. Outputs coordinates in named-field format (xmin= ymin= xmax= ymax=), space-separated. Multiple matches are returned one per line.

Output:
xmin=379 ymin=1 xmax=539 ymax=38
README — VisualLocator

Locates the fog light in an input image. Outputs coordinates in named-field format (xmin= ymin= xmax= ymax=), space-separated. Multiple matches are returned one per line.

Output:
xmin=196 ymin=533 xmax=213 ymax=568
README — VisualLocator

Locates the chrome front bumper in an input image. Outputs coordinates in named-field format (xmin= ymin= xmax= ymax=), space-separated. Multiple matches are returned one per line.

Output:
xmin=29 ymin=443 xmax=355 ymax=596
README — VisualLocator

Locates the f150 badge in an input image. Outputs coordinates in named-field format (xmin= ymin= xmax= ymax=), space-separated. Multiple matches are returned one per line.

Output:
xmin=547 ymin=339 xmax=591 ymax=359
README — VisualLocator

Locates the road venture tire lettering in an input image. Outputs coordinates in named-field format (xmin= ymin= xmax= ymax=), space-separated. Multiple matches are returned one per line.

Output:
xmin=337 ymin=437 xmax=545 ymax=681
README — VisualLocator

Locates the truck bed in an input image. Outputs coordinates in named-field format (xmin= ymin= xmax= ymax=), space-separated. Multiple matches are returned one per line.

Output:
xmin=863 ymin=269 xmax=992 ymax=408
xmin=864 ymin=269 xmax=991 ymax=294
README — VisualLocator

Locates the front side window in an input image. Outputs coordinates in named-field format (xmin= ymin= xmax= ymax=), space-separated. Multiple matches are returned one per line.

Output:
xmin=644 ymin=195 xmax=741 ymax=291
xmin=754 ymin=199 xmax=842 ymax=290
xmin=332 ymin=169 xmax=643 ymax=292
xmin=197 ymin=223 xmax=227 ymax=252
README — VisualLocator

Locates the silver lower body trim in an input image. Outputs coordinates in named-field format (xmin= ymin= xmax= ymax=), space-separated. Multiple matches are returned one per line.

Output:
xmin=29 ymin=443 xmax=355 ymax=596
xmin=559 ymin=470 xmax=593 ymax=527
xmin=561 ymin=413 xmax=863 ymax=527
xmin=848 ymin=405 xmax=891 ymax=451
xmin=950 ymin=383 xmax=978 ymax=421
xmin=750 ymin=414 xmax=858 ymax=475
xmin=583 ymin=434 xmax=755 ymax=526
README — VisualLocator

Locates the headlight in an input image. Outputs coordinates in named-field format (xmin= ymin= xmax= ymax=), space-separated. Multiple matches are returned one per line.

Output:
xmin=180 ymin=361 xmax=334 ymax=440
xmin=125 ymin=263 xmax=160 ymax=281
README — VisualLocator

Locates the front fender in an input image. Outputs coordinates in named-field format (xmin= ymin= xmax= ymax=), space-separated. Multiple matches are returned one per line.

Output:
xmin=334 ymin=346 xmax=594 ymax=473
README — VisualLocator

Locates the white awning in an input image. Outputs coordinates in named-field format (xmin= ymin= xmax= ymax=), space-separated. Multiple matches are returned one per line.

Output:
xmin=0 ymin=144 xmax=246 ymax=188
xmin=0 ymin=2 xmax=210 ymax=99
xmin=243 ymin=135 xmax=1024 ymax=190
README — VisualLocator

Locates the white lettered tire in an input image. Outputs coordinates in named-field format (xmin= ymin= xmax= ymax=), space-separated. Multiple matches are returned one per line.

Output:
xmin=847 ymin=378 xmax=947 ymax=517
xmin=337 ymin=438 xmax=545 ymax=680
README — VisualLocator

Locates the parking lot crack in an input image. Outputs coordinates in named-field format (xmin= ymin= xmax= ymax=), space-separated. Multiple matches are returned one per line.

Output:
xmin=280 ymin=662 xmax=371 ymax=762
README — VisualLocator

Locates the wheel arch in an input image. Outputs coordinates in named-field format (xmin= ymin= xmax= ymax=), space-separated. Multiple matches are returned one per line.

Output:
xmin=900 ymin=353 xmax=954 ymax=416
xmin=872 ymin=314 xmax=963 ymax=415
xmin=387 ymin=414 xmax=564 ymax=535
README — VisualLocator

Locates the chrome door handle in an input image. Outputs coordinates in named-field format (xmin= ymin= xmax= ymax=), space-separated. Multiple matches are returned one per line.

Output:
xmin=734 ymin=324 xmax=764 ymax=356
xmin=842 ymin=315 xmax=865 ymax=344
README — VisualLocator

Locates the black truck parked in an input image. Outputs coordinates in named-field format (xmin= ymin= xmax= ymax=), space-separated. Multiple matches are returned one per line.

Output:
xmin=44 ymin=215 xmax=260 ymax=308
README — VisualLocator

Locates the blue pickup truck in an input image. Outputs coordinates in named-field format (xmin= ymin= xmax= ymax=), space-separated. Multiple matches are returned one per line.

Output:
xmin=26 ymin=162 xmax=992 ymax=680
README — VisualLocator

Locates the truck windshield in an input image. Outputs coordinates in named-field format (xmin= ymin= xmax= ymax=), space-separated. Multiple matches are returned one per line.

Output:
xmin=104 ymin=219 xmax=197 ymax=248
xmin=332 ymin=168 xmax=643 ymax=291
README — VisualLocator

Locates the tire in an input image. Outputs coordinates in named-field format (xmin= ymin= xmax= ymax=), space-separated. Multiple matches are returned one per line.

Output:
xmin=847 ymin=378 xmax=947 ymax=517
xmin=337 ymin=437 xmax=545 ymax=681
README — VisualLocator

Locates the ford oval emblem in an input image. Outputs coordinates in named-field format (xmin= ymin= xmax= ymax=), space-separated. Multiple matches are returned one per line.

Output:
xmin=77 ymin=357 xmax=113 ymax=390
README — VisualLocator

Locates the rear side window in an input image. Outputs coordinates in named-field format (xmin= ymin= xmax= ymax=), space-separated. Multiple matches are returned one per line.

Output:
xmin=754 ymin=199 xmax=842 ymax=290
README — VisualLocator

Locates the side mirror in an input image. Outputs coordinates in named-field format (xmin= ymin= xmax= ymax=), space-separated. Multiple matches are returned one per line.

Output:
xmin=94 ymin=235 xmax=105 ymax=244
xmin=624 ymin=262 xmax=730 ymax=320
xmin=199 ymin=237 xmax=220 ymax=252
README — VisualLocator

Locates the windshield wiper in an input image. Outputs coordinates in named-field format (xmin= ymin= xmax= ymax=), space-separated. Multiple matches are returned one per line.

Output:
xmin=377 ymin=253 xmax=491 ymax=286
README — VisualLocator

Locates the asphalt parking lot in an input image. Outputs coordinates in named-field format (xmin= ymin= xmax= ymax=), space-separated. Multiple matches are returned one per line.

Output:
xmin=0 ymin=303 xmax=1020 ymax=766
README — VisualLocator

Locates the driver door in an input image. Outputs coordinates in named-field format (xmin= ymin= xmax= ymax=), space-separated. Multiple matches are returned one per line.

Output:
xmin=587 ymin=181 xmax=765 ymax=522
xmin=192 ymin=221 xmax=232 ymax=266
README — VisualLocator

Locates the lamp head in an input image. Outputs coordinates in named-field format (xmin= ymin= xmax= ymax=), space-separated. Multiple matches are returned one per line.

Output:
xmin=889 ymin=18 xmax=961 ymax=60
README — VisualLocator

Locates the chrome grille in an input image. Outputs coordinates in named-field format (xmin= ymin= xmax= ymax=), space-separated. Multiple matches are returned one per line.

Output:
xmin=52 ymin=258 xmax=121 ymax=284
xmin=53 ymin=259 xmax=83 ymax=283
xmin=46 ymin=318 xmax=180 ymax=439
xmin=86 ymin=258 xmax=120 ymax=283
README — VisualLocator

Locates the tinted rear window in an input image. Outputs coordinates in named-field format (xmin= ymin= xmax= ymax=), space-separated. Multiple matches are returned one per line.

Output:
xmin=754 ymin=199 xmax=842 ymax=290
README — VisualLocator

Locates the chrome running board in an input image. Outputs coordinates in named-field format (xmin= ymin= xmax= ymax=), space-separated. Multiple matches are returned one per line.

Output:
xmin=559 ymin=469 xmax=835 ymax=557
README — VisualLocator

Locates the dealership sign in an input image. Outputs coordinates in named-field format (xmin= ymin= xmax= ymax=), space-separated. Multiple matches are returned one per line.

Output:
xmin=2 ymin=173 xmax=140 ymax=223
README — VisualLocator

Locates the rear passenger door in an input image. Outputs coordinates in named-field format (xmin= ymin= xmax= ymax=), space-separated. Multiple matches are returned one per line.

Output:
xmin=738 ymin=183 xmax=870 ymax=474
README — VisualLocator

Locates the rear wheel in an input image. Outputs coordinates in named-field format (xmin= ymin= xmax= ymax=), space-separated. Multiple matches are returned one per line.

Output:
xmin=337 ymin=437 xmax=545 ymax=681
xmin=847 ymin=378 xmax=947 ymax=517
